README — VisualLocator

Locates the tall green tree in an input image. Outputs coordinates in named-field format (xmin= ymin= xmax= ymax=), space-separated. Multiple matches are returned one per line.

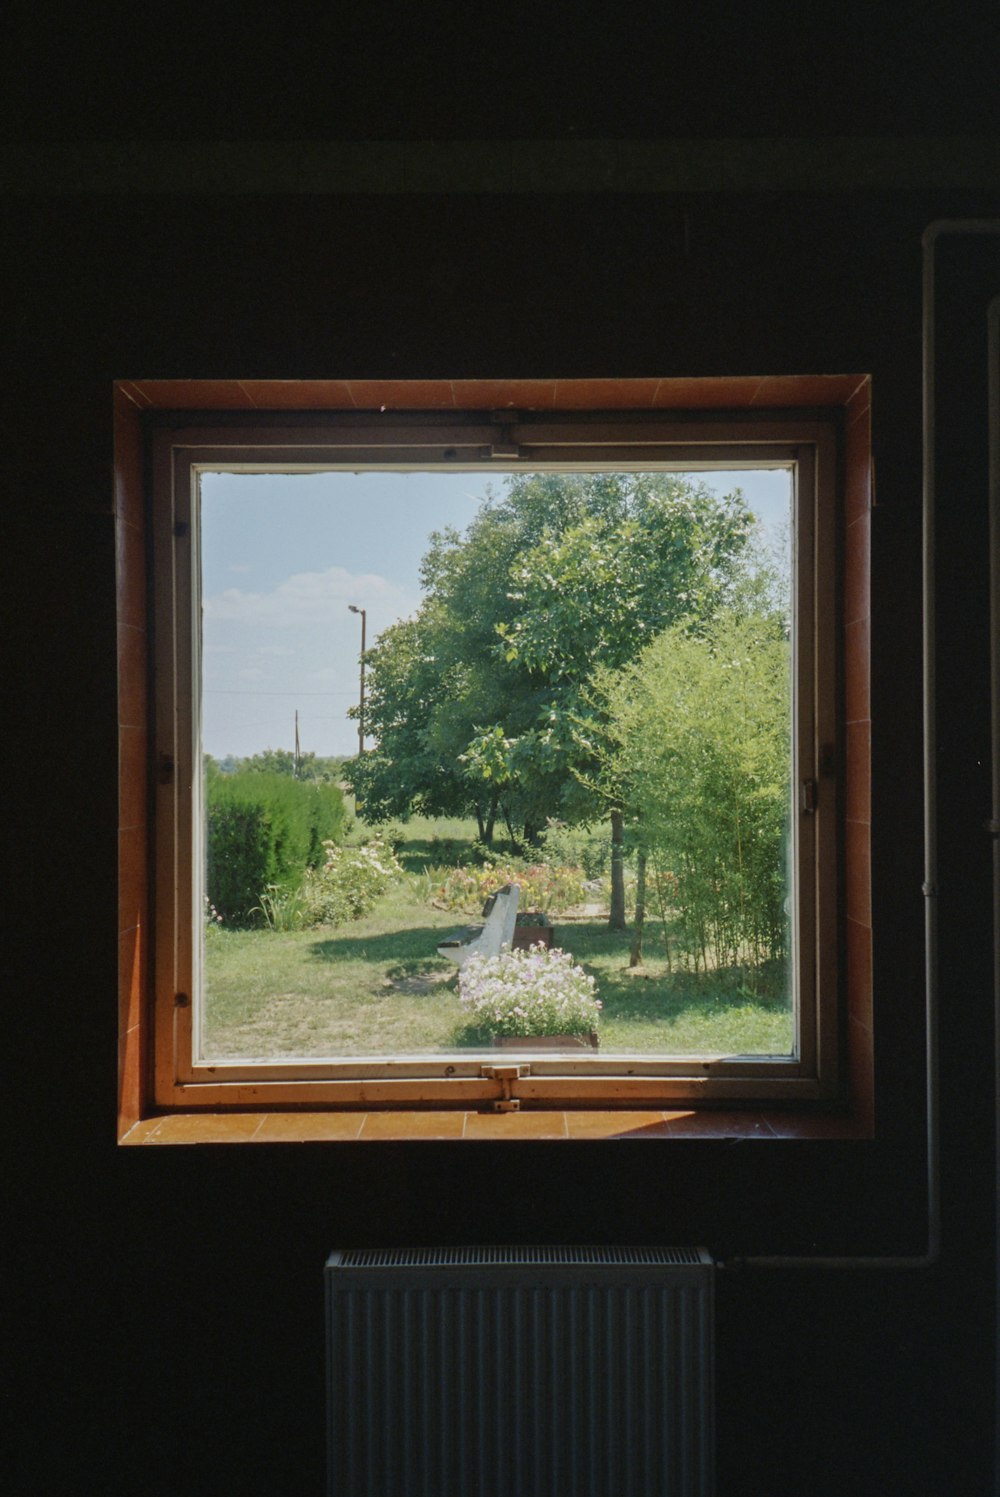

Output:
xmin=345 ymin=473 xmax=755 ymax=921
xmin=494 ymin=475 xmax=755 ymax=923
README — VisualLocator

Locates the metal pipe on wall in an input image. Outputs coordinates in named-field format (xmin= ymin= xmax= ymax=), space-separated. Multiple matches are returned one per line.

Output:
xmin=729 ymin=220 xmax=1000 ymax=1272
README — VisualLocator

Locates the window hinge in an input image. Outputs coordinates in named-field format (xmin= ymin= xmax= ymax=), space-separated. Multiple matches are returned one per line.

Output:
xmin=480 ymin=1062 xmax=529 ymax=1111
xmin=801 ymin=778 xmax=818 ymax=813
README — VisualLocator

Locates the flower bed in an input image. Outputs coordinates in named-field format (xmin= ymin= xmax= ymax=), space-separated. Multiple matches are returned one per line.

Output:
xmin=436 ymin=860 xmax=587 ymax=915
xmin=458 ymin=943 xmax=601 ymax=1039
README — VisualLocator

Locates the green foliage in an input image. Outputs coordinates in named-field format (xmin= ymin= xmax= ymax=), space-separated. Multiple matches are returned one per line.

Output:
xmin=344 ymin=472 xmax=755 ymax=844
xmin=206 ymin=771 xmax=346 ymax=926
xmin=498 ymin=479 xmax=752 ymax=680
xmin=219 ymin=747 xmax=346 ymax=782
xmin=250 ymin=884 xmax=309 ymax=932
xmin=345 ymin=613 xmax=474 ymax=824
xmin=606 ymin=611 xmax=791 ymax=969
xmin=538 ymin=819 xmax=611 ymax=879
xmin=297 ymin=838 xmax=404 ymax=927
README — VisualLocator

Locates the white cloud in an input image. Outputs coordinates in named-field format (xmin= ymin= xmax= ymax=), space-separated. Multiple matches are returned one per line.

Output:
xmin=201 ymin=563 xmax=423 ymax=757
xmin=203 ymin=566 xmax=412 ymax=627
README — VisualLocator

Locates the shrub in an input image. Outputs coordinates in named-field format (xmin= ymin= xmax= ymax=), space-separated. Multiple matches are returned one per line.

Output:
xmin=459 ymin=944 xmax=601 ymax=1038
xmin=608 ymin=611 xmax=790 ymax=969
xmin=298 ymin=838 xmax=403 ymax=926
xmin=206 ymin=771 xmax=346 ymax=926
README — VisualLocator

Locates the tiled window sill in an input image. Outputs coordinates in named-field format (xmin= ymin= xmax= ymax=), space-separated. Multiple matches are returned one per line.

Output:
xmin=120 ymin=1108 xmax=872 ymax=1145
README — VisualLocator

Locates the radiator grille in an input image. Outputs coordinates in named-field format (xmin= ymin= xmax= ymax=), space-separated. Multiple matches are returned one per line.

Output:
xmin=327 ymin=1247 xmax=714 ymax=1497
xmin=335 ymin=1245 xmax=709 ymax=1269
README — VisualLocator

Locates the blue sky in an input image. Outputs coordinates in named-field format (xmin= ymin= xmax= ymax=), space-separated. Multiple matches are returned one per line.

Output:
xmin=200 ymin=467 xmax=790 ymax=759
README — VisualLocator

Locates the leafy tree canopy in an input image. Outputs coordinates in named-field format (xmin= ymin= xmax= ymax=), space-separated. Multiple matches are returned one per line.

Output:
xmin=346 ymin=471 xmax=757 ymax=843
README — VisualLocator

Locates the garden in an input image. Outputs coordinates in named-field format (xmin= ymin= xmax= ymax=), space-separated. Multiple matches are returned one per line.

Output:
xmin=201 ymin=472 xmax=795 ymax=1061
xmin=203 ymin=813 xmax=792 ymax=1059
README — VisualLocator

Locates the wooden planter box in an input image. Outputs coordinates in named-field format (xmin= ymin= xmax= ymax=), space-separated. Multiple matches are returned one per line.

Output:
xmin=493 ymin=1031 xmax=599 ymax=1051
xmin=511 ymin=912 xmax=555 ymax=951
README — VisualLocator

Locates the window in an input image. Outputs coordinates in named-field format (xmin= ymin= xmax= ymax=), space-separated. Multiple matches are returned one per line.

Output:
xmin=146 ymin=402 xmax=844 ymax=1114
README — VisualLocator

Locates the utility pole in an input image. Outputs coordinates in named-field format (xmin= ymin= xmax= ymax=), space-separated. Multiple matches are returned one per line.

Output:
xmin=294 ymin=710 xmax=301 ymax=778
xmin=348 ymin=604 xmax=367 ymax=755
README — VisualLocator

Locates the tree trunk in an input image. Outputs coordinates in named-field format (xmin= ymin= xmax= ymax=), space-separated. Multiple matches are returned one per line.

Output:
xmin=629 ymin=847 xmax=647 ymax=966
xmin=475 ymin=795 xmax=498 ymax=845
xmin=651 ymin=857 xmax=673 ymax=971
xmin=608 ymin=808 xmax=627 ymax=930
xmin=501 ymin=802 xmax=519 ymax=849
xmin=483 ymin=790 xmax=499 ymax=845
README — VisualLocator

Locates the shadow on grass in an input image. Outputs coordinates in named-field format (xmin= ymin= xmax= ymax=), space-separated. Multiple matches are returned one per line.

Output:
xmin=308 ymin=923 xmax=456 ymax=970
xmin=550 ymin=922 xmax=791 ymax=1027
xmin=596 ymin=986 xmax=790 ymax=1031
xmin=395 ymin=838 xmax=470 ymax=875
xmin=307 ymin=917 xmax=789 ymax=1032
xmin=396 ymin=836 xmax=525 ymax=876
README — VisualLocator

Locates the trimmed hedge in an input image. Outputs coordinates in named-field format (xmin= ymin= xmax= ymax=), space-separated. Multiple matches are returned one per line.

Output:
xmin=206 ymin=771 xmax=346 ymax=926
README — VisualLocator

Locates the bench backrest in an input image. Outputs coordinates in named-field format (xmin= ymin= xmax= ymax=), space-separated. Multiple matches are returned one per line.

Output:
xmin=480 ymin=883 xmax=520 ymax=955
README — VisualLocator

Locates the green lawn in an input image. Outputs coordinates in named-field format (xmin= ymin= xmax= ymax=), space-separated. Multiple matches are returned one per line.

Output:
xmin=202 ymin=874 xmax=793 ymax=1060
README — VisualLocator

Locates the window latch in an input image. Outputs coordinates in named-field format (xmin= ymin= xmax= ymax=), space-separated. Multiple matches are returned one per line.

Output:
xmin=489 ymin=411 xmax=521 ymax=459
xmin=480 ymin=1062 xmax=529 ymax=1111
xmin=801 ymin=778 xmax=818 ymax=813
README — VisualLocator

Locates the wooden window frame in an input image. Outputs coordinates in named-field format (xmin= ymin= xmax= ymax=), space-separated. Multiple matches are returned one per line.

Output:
xmin=116 ymin=377 xmax=873 ymax=1138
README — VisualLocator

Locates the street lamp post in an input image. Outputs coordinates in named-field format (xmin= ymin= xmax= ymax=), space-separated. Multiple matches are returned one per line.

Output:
xmin=348 ymin=604 xmax=367 ymax=755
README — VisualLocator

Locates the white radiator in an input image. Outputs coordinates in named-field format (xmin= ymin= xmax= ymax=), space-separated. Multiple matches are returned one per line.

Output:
xmin=326 ymin=1246 xmax=715 ymax=1497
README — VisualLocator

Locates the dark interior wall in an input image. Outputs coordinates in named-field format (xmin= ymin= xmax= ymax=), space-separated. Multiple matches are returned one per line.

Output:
xmin=4 ymin=180 xmax=996 ymax=1496
xmin=3 ymin=3 xmax=997 ymax=140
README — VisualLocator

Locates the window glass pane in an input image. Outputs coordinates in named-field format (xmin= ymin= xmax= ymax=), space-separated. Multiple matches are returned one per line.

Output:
xmin=197 ymin=468 xmax=794 ymax=1063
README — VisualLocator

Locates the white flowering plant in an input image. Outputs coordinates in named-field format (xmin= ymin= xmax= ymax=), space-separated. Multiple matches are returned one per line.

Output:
xmin=458 ymin=943 xmax=601 ymax=1039
xmin=203 ymin=895 xmax=225 ymax=940
xmin=297 ymin=838 xmax=403 ymax=926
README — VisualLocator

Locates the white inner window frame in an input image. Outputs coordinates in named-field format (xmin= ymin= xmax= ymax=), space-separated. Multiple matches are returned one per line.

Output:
xmin=151 ymin=410 xmax=840 ymax=1111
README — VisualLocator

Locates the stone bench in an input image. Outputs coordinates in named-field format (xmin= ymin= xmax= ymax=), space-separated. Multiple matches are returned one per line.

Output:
xmin=436 ymin=883 xmax=520 ymax=967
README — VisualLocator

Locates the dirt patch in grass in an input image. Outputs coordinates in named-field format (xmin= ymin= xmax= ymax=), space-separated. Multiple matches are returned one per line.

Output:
xmin=383 ymin=971 xmax=455 ymax=996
